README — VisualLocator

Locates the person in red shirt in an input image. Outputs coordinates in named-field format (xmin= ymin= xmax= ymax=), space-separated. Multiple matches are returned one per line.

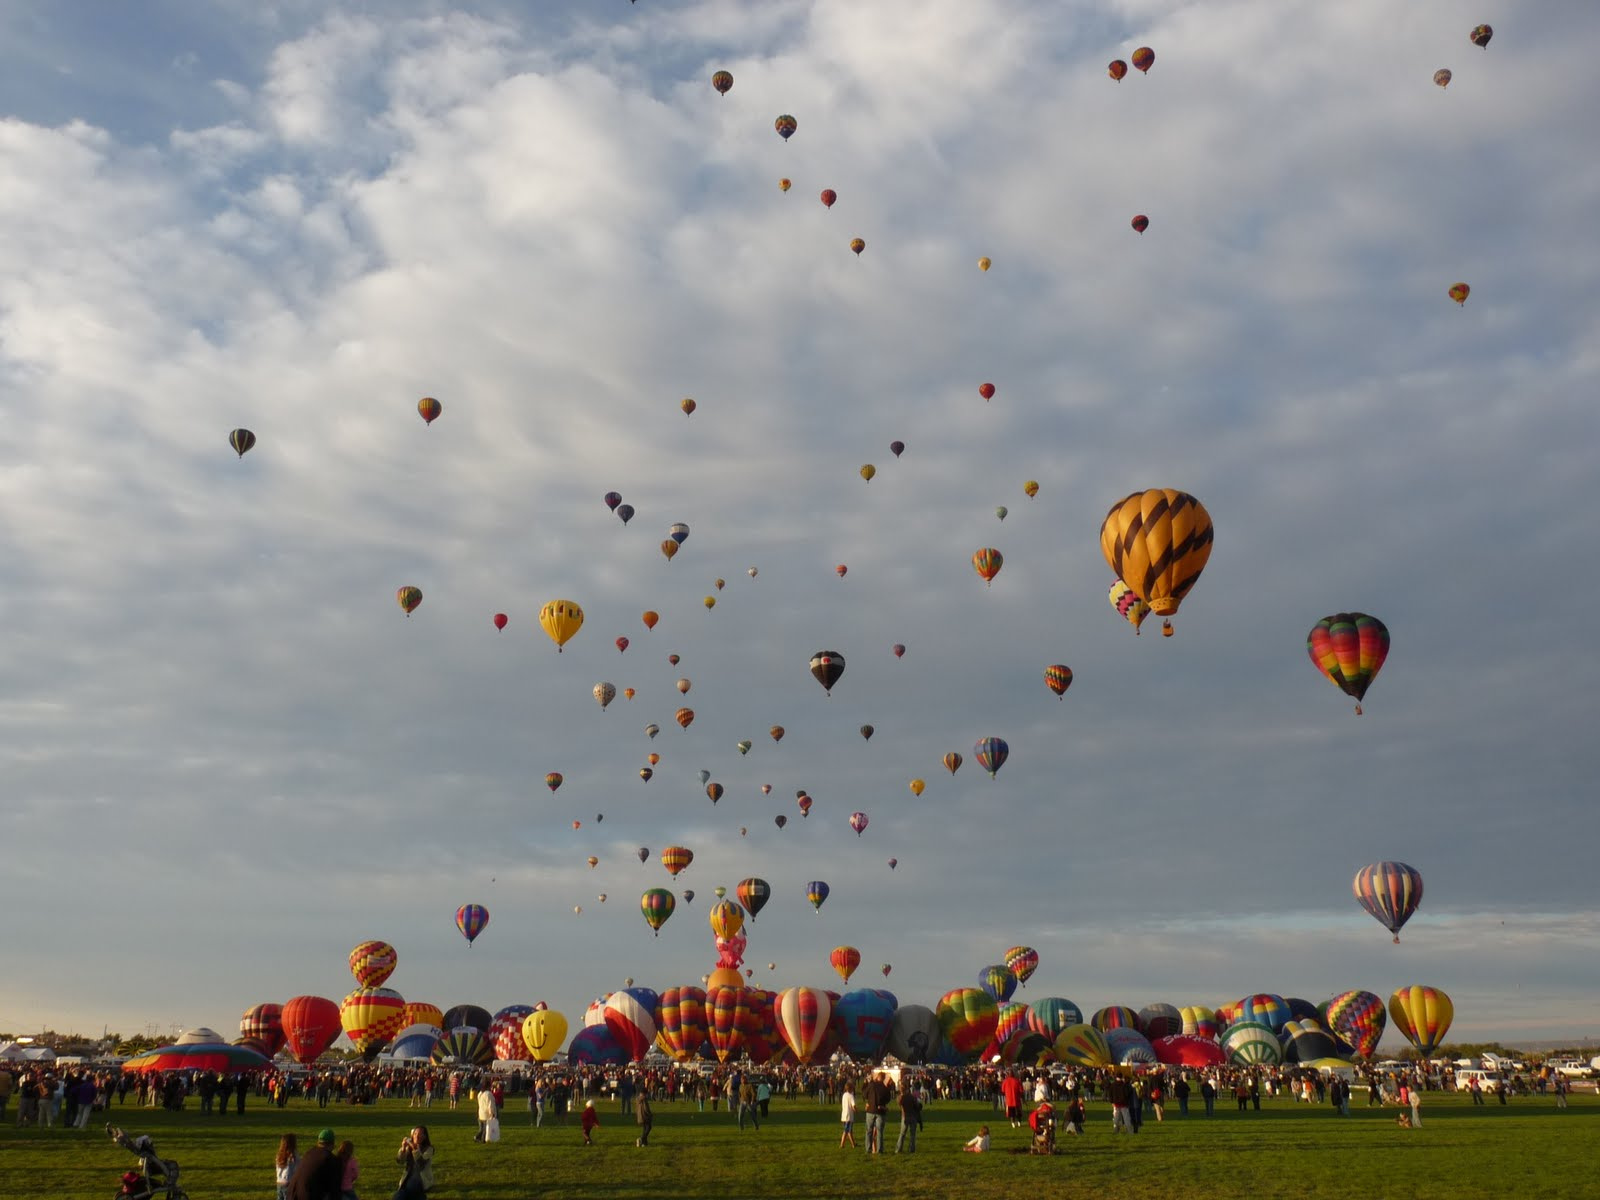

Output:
xmin=1000 ymin=1073 xmax=1024 ymax=1128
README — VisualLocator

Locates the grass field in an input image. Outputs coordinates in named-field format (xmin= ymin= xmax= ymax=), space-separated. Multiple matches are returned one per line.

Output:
xmin=2 ymin=1090 xmax=1594 ymax=1200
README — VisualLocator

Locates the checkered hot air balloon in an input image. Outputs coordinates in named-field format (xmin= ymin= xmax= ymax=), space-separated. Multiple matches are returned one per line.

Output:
xmin=349 ymin=941 xmax=398 ymax=988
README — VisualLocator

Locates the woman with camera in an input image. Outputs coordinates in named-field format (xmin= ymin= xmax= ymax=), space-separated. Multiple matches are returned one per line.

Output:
xmin=392 ymin=1126 xmax=434 ymax=1200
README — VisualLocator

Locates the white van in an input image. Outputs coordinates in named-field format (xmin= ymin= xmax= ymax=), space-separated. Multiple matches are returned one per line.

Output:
xmin=1454 ymin=1069 xmax=1502 ymax=1093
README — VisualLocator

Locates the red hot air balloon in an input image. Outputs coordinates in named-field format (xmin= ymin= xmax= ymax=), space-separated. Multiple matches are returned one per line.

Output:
xmin=892 ymin=643 xmax=905 ymax=658
xmin=849 ymin=811 xmax=869 ymax=837
xmin=349 ymin=941 xmax=398 ymax=988
xmin=1108 ymin=59 xmax=1128 ymax=81
xmin=1449 ymin=282 xmax=1471 ymax=306
xmin=493 ymin=613 xmax=508 ymax=630
xmin=239 ymin=1003 xmax=286 ymax=1056
xmin=1132 ymin=214 xmax=1149 ymax=234
xmin=1131 ymin=47 xmax=1155 ymax=73
xmin=978 ymin=382 xmax=995 ymax=401
xmin=281 ymin=995 xmax=342 ymax=1065
xmin=820 ymin=189 xmax=837 ymax=208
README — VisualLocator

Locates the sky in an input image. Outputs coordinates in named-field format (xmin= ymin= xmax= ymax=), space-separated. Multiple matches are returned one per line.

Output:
xmin=1 ymin=0 xmax=1598 ymax=1054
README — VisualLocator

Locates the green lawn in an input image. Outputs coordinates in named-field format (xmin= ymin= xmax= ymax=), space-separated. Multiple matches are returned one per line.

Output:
xmin=2 ymin=1090 xmax=1594 ymax=1200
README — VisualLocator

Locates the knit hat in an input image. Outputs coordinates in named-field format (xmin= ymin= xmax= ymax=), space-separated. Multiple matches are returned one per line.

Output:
xmin=318 ymin=1129 xmax=336 ymax=1146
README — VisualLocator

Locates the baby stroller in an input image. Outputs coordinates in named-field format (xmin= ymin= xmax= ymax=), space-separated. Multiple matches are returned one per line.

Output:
xmin=107 ymin=1124 xmax=188 ymax=1200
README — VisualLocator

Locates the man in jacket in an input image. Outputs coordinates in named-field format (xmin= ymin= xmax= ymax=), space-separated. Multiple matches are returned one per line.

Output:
xmin=287 ymin=1128 xmax=342 ymax=1200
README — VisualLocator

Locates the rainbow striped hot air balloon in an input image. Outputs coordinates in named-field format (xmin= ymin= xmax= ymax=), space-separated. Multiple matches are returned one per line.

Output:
xmin=1026 ymin=997 xmax=1083 ymax=1040
xmin=1053 ymin=1023 xmax=1111 ymax=1068
xmin=973 ymin=737 xmax=1009 ymax=779
xmin=993 ymin=1001 xmax=1031 ymax=1048
xmin=1179 ymin=1005 xmax=1219 ymax=1040
xmin=776 ymin=987 xmax=832 ymax=1063
xmin=1308 ymin=613 xmax=1390 ymax=714
xmin=830 ymin=946 xmax=861 ymax=985
xmin=653 ymin=987 xmax=707 ymax=1062
xmin=1091 ymin=1005 xmax=1138 ymax=1033
xmin=1389 ymin=986 xmax=1452 ymax=1057
xmin=1322 ymin=990 xmax=1386 ymax=1059
xmin=936 ymin=988 xmax=999 ymax=1062
xmin=640 ymin=888 xmax=676 ymax=936
xmin=660 ymin=846 xmax=694 ymax=877
xmin=1353 ymin=861 xmax=1423 ymax=942
xmin=1004 ymin=946 xmax=1039 ymax=986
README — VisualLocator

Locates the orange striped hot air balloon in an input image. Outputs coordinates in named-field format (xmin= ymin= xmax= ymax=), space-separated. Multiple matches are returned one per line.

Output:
xmin=417 ymin=396 xmax=442 ymax=424
xmin=661 ymin=846 xmax=694 ymax=876
xmin=972 ymin=547 xmax=1003 ymax=586
xmin=1100 ymin=489 xmax=1214 ymax=628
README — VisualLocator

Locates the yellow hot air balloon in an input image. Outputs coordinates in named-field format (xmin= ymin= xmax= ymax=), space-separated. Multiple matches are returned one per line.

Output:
xmin=1099 ymin=489 xmax=1213 ymax=621
xmin=909 ymin=779 xmax=925 ymax=797
xmin=522 ymin=1008 xmax=568 ymax=1062
xmin=661 ymin=539 xmax=679 ymax=561
xmin=539 ymin=599 xmax=585 ymax=651
xmin=860 ymin=464 xmax=876 ymax=482
xmin=709 ymin=899 xmax=745 ymax=940
xmin=1023 ymin=480 xmax=1039 ymax=499
xmin=779 ymin=178 xmax=792 ymax=192
xmin=978 ymin=256 xmax=991 ymax=271
xmin=704 ymin=596 xmax=716 ymax=609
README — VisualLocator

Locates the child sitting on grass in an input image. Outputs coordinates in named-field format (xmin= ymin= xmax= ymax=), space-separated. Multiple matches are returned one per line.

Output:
xmin=963 ymin=1124 xmax=991 ymax=1152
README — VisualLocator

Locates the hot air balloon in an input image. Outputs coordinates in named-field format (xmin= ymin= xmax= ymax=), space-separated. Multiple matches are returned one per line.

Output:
xmin=661 ymin=846 xmax=693 ymax=876
xmin=886 ymin=858 xmax=897 ymax=870
xmin=936 ymin=988 xmax=999 ymax=1063
xmin=675 ymin=707 xmax=695 ymax=729
xmin=1024 ymin=998 xmax=1082 ymax=1041
xmin=604 ymin=491 xmax=622 ymax=512
xmin=675 ymin=677 xmax=690 ymax=693
xmin=1131 ymin=214 xmax=1149 ymax=234
xmin=995 ymin=506 xmax=1008 ymax=521
xmin=539 ymin=599 xmax=584 ymax=651
xmin=349 ymin=941 xmax=398 ymax=988
xmin=770 ymin=725 xmax=785 ymax=742
xmin=455 ymin=904 xmax=489 ymax=946
xmin=682 ymin=889 xmax=694 ymax=904
xmin=229 ymin=428 xmax=256 ymax=457
xmin=709 ymin=899 xmax=745 ymax=940
xmin=796 ymin=793 xmax=812 ymax=817
xmin=1004 ymin=946 xmax=1039 ymax=987
xmin=978 ymin=965 xmax=1017 ymax=1004
xmin=493 ymin=613 xmax=508 ymax=630
xmin=974 ymin=736 xmax=1009 ymax=778
xmin=660 ymin=539 xmax=678 ymax=561
xmin=1308 ymin=613 xmax=1390 ymax=714
xmin=668 ymin=522 xmax=690 ymax=545
xmin=849 ymin=811 xmax=869 ymax=837
xmin=636 ymin=847 xmax=650 ymax=864
xmin=1323 ymin=990 xmax=1387 ymax=1059
xmin=239 ymin=1003 xmax=286 ymax=1056
xmin=890 ymin=441 xmax=905 ymax=458
xmin=1221 ymin=1021 xmax=1283 ymax=1066
xmin=1110 ymin=578 xmax=1151 ymax=633
xmin=846 ymin=237 xmax=864 ymax=256
xmin=775 ymin=114 xmax=797 ymax=140
xmin=859 ymin=724 xmax=874 ymax=741
xmin=972 ymin=547 xmax=1003 ymax=586
xmin=654 ymin=986 xmax=707 ymax=1061
xmin=644 ymin=723 xmax=660 ymax=741
xmin=522 ymin=1008 xmax=568 ymax=1062
xmin=1108 ymin=58 xmax=1128 ymax=81
xmin=642 ymin=611 xmax=659 ymax=631
xmin=640 ymin=888 xmax=676 ymax=936
xmin=820 ymin=188 xmax=837 ymax=209
xmin=1023 ymin=480 xmax=1039 ymax=499
xmin=1389 ymin=986 xmax=1452 ymax=1056
xmin=617 ymin=504 xmax=634 ymax=524
xmin=587 ymin=856 xmax=599 ymax=869
xmin=281 ymin=995 xmax=343 ymax=1065
xmin=979 ymin=382 xmax=996 ymax=401
xmin=1449 ymin=282 xmax=1471 ymax=305
xmin=341 ymin=987 xmax=408 ymax=1059
xmin=711 ymin=70 xmax=733 ymax=95
xmin=779 ymin=177 xmax=791 ymax=192
xmin=1044 ymin=665 xmax=1073 ymax=699
xmin=1469 ymin=24 xmax=1492 ymax=49
xmin=417 ymin=396 xmax=442 ymax=424
xmin=1434 ymin=68 xmax=1452 ymax=88
xmin=706 ymin=782 xmax=724 ymax=804
xmin=1100 ymin=489 xmax=1214 ymax=627
xmin=680 ymin=398 xmax=696 ymax=416
xmin=603 ymin=991 xmax=659 ymax=1062
xmin=1353 ymin=861 xmax=1423 ymax=942
xmin=835 ymin=565 xmax=848 ymax=579
xmin=859 ymin=463 xmax=875 ymax=482
xmin=736 ymin=739 xmax=752 ymax=755
xmin=978 ymin=256 xmax=992 ymax=271
xmin=892 ymin=643 xmax=906 ymax=658
xmin=1131 ymin=46 xmax=1155 ymax=72
xmin=829 ymin=946 xmax=861 ymax=985
xmin=397 ymin=586 xmax=422 ymax=616
xmin=594 ymin=682 xmax=616 ymax=710
xmin=943 ymin=752 xmax=962 ymax=775
xmin=809 ymin=650 xmax=845 ymax=695
xmin=908 ymin=778 xmax=925 ymax=796
xmin=1053 ymin=1023 xmax=1111 ymax=1068
xmin=736 ymin=877 xmax=770 ymax=920
xmin=807 ymin=880 xmax=830 ymax=911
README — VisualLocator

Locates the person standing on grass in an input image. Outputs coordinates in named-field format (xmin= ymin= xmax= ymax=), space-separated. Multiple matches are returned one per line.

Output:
xmin=863 ymin=1072 xmax=893 ymax=1153
xmin=635 ymin=1091 xmax=653 ymax=1146
xmin=1174 ymin=1075 xmax=1190 ymax=1116
xmin=839 ymin=1080 xmax=857 ymax=1148
xmin=1408 ymin=1085 xmax=1422 ymax=1128
xmin=275 ymin=1133 xmax=300 ymax=1200
xmin=737 ymin=1077 xmax=760 ymax=1131
xmin=476 ymin=1084 xmax=496 ymax=1142
xmin=1000 ymin=1071 xmax=1023 ymax=1128
xmin=581 ymin=1099 xmax=600 ymax=1145
xmin=894 ymin=1080 xmax=921 ymax=1153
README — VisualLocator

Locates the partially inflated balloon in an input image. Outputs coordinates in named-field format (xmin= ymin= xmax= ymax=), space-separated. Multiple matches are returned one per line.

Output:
xmin=1353 ymin=861 xmax=1423 ymax=942
xmin=1389 ymin=986 xmax=1452 ymax=1056
xmin=539 ymin=599 xmax=584 ymax=651
xmin=1100 ymin=489 xmax=1214 ymax=623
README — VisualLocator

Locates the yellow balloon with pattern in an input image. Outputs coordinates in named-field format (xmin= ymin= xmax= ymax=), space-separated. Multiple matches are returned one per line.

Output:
xmin=539 ymin=599 xmax=585 ymax=651
xmin=521 ymin=1008 xmax=569 ymax=1062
